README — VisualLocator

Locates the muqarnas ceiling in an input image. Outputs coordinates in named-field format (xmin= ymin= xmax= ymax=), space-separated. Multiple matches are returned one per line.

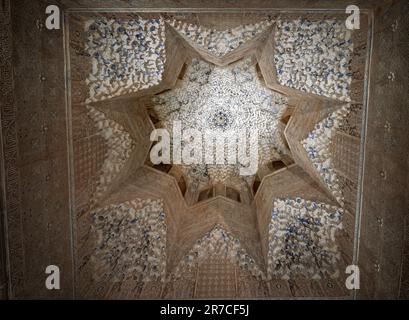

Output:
xmin=90 ymin=199 xmax=167 ymax=283
xmin=85 ymin=17 xmax=166 ymax=102
xmin=76 ymin=13 xmax=362 ymax=293
xmin=268 ymin=198 xmax=343 ymax=280
xmin=274 ymin=18 xmax=353 ymax=101
xmin=152 ymin=58 xmax=289 ymax=186
xmin=302 ymin=105 xmax=351 ymax=205
xmin=169 ymin=18 xmax=273 ymax=57
xmin=173 ymin=225 xmax=264 ymax=279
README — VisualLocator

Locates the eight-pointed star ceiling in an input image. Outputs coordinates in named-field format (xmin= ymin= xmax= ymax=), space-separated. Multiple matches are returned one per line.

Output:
xmin=151 ymin=57 xmax=289 ymax=187
xmin=77 ymin=14 xmax=359 ymax=290
xmin=83 ymin=15 xmax=352 ymax=206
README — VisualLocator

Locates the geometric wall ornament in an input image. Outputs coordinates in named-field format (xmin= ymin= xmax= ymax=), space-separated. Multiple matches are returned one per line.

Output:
xmin=86 ymin=106 xmax=136 ymax=203
xmin=331 ymin=131 xmax=361 ymax=183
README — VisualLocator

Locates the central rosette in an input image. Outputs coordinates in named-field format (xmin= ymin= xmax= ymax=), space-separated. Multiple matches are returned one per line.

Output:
xmin=209 ymin=110 xmax=232 ymax=131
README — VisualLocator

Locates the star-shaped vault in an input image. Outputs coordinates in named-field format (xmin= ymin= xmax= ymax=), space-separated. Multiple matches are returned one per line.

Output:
xmin=150 ymin=57 xmax=290 ymax=191
xmin=72 ymin=14 xmax=358 ymax=298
